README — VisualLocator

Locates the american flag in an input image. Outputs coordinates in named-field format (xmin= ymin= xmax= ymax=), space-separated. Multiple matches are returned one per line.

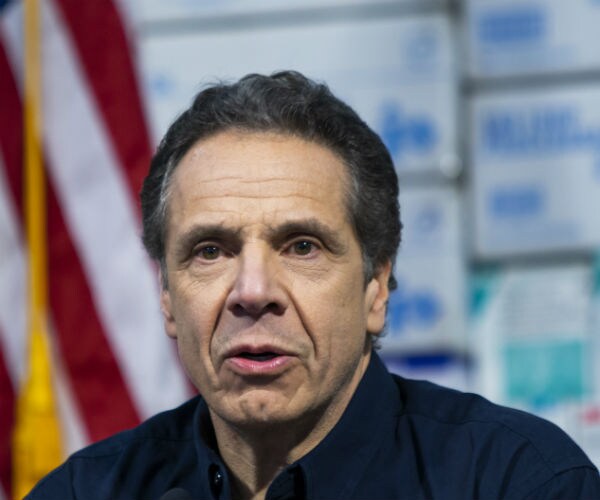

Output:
xmin=0 ymin=0 xmax=191 ymax=497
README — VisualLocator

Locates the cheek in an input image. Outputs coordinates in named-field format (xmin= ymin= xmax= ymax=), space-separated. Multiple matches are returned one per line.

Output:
xmin=175 ymin=314 xmax=207 ymax=363
xmin=175 ymin=277 xmax=229 ymax=331
xmin=171 ymin=284 xmax=227 ymax=379
xmin=305 ymin=283 xmax=369 ymax=354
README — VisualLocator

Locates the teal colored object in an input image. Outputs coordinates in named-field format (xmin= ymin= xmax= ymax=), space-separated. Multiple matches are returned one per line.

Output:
xmin=504 ymin=339 xmax=589 ymax=407
xmin=469 ymin=266 xmax=500 ymax=318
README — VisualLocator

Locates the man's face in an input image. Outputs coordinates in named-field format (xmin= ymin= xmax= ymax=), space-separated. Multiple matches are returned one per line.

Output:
xmin=161 ymin=130 xmax=390 ymax=432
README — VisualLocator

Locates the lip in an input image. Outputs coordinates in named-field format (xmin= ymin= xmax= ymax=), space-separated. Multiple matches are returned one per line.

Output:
xmin=223 ymin=344 xmax=295 ymax=376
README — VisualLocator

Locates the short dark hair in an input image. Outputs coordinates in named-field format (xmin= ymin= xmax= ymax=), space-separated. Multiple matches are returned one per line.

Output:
xmin=141 ymin=70 xmax=401 ymax=291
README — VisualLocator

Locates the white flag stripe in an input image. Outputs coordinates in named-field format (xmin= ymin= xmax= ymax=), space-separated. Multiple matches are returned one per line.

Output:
xmin=113 ymin=0 xmax=138 ymax=45
xmin=40 ymin=0 xmax=189 ymax=417
xmin=112 ymin=0 xmax=154 ymax=134
xmin=2 ymin=0 xmax=189 ymax=419
xmin=0 ymin=2 xmax=23 ymax=89
xmin=0 ymin=153 xmax=27 ymax=388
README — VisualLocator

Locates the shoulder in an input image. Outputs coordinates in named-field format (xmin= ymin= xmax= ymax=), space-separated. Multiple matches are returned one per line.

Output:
xmin=27 ymin=396 xmax=202 ymax=500
xmin=394 ymin=374 xmax=587 ymax=464
xmin=392 ymin=375 xmax=599 ymax=498
xmin=72 ymin=394 xmax=199 ymax=459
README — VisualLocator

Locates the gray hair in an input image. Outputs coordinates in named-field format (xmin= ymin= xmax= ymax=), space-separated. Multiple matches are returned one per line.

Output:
xmin=141 ymin=71 xmax=401 ymax=296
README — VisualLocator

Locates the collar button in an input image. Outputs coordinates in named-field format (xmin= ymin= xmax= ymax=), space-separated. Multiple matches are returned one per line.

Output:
xmin=209 ymin=464 xmax=224 ymax=498
xmin=213 ymin=469 xmax=223 ymax=487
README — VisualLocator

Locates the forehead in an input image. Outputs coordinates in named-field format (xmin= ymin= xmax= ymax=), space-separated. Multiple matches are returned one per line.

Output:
xmin=166 ymin=131 xmax=351 ymax=229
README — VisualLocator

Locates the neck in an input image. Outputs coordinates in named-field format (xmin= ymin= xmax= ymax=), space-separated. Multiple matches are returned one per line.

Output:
xmin=210 ymin=352 xmax=371 ymax=500
xmin=212 ymin=421 xmax=306 ymax=500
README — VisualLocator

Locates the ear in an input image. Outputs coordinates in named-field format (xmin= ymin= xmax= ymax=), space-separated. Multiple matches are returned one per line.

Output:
xmin=364 ymin=260 xmax=392 ymax=335
xmin=159 ymin=270 xmax=177 ymax=339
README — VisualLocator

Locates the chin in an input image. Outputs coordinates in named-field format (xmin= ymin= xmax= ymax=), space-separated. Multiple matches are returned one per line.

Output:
xmin=240 ymin=400 xmax=295 ymax=424
xmin=217 ymin=393 xmax=302 ymax=428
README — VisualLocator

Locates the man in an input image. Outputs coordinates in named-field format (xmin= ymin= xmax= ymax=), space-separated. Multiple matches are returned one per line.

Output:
xmin=29 ymin=71 xmax=599 ymax=499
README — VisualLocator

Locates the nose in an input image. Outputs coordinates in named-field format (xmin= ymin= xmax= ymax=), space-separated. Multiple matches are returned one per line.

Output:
xmin=226 ymin=244 xmax=287 ymax=317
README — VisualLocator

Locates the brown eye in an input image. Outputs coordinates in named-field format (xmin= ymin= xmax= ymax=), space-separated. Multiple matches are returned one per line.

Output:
xmin=198 ymin=245 xmax=221 ymax=260
xmin=292 ymin=240 xmax=314 ymax=256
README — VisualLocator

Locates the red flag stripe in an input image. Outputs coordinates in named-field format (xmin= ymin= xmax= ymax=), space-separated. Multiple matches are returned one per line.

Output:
xmin=0 ymin=32 xmax=141 ymax=444
xmin=1 ymin=4 xmax=192 ymax=497
xmin=0 ymin=37 xmax=20 ymax=500
xmin=0 ymin=336 xmax=14 ymax=498
xmin=53 ymin=0 xmax=153 ymax=202
xmin=37 ymin=0 xmax=189 ymax=420
xmin=0 ymin=38 xmax=23 ymax=212
xmin=47 ymin=183 xmax=142 ymax=441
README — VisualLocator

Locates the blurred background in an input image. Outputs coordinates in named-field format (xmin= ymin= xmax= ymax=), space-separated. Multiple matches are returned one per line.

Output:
xmin=2 ymin=0 xmax=600 ymax=497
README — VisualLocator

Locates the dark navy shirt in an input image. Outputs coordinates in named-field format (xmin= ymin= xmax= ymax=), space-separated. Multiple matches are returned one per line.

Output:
xmin=28 ymin=353 xmax=600 ymax=499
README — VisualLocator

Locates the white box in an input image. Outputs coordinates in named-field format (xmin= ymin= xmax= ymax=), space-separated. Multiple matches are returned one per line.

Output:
xmin=383 ymin=185 xmax=467 ymax=350
xmin=466 ymin=0 xmax=600 ymax=78
xmin=471 ymin=85 xmax=600 ymax=258
xmin=139 ymin=0 xmax=433 ymax=22
xmin=140 ymin=15 xmax=458 ymax=175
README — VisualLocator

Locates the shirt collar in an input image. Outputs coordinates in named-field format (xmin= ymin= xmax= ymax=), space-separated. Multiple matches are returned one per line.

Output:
xmin=191 ymin=351 xmax=401 ymax=500
xmin=192 ymin=400 xmax=232 ymax=500
xmin=296 ymin=352 xmax=402 ymax=499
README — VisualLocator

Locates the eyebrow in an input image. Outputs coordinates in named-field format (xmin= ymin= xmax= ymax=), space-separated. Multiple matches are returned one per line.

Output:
xmin=172 ymin=224 xmax=243 ymax=261
xmin=171 ymin=217 xmax=348 ymax=260
xmin=265 ymin=218 xmax=348 ymax=255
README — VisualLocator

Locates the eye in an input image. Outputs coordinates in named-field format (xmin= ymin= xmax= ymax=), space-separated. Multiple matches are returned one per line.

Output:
xmin=290 ymin=240 xmax=316 ymax=256
xmin=195 ymin=245 xmax=221 ymax=260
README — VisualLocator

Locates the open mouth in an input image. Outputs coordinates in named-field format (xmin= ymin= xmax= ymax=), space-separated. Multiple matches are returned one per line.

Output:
xmin=237 ymin=352 xmax=279 ymax=362
xmin=226 ymin=348 xmax=292 ymax=374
